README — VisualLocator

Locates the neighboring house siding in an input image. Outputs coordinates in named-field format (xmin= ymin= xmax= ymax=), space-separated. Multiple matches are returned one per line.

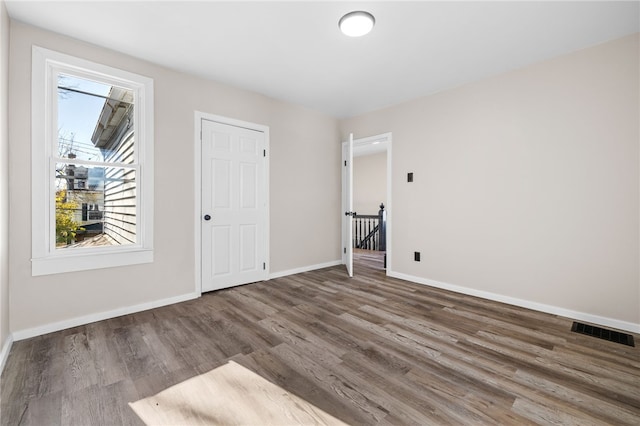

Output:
xmin=103 ymin=128 xmax=136 ymax=245
xmin=66 ymin=190 xmax=104 ymax=223
xmin=92 ymin=88 xmax=136 ymax=245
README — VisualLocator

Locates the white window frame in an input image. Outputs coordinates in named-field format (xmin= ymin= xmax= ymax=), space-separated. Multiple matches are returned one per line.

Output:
xmin=31 ymin=46 xmax=154 ymax=276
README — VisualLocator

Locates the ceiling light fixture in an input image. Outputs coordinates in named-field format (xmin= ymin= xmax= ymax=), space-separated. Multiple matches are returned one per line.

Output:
xmin=339 ymin=11 xmax=375 ymax=37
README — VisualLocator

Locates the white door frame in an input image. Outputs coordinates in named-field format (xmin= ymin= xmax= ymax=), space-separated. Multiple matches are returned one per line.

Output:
xmin=194 ymin=111 xmax=270 ymax=295
xmin=342 ymin=132 xmax=392 ymax=274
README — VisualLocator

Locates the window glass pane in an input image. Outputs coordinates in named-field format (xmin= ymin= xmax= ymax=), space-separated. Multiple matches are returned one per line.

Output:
xmin=104 ymin=166 xmax=137 ymax=245
xmin=57 ymin=74 xmax=135 ymax=164
xmin=55 ymin=162 xmax=136 ymax=249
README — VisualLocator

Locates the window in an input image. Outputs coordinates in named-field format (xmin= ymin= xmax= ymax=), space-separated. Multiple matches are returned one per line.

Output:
xmin=32 ymin=47 xmax=154 ymax=276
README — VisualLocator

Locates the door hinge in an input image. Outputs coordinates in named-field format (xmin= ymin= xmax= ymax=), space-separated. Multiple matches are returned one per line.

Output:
xmin=344 ymin=160 xmax=347 ymax=166
xmin=263 ymin=262 xmax=266 ymax=270
xmin=263 ymin=149 xmax=266 ymax=157
xmin=344 ymin=247 xmax=346 ymax=254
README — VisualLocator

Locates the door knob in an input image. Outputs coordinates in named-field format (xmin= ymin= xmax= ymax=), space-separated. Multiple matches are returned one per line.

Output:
xmin=204 ymin=214 xmax=211 ymax=221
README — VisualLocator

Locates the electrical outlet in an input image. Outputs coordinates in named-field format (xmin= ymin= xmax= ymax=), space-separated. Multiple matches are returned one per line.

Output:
xmin=414 ymin=251 xmax=420 ymax=261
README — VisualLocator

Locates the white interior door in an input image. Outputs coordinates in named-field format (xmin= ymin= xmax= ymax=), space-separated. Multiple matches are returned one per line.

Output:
xmin=201 ymin=119 xmax=267 ymax=292
xmin=343 ymin=133 xmax=354 ymax=277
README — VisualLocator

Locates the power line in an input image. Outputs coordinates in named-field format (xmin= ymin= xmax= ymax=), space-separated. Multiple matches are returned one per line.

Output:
xmin=58 ymin=86 xmax=134 ymax=104
xmin=58 ymin=138 xmax=101 ymax=150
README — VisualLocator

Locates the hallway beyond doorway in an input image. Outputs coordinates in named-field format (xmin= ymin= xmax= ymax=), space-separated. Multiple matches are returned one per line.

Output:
xmin=353 ymin=248 xmax=384 ymax=271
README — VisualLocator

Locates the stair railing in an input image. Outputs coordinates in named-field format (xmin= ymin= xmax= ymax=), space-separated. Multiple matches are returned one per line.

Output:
xmin=353 ymin=203 xmax=386 ymax=251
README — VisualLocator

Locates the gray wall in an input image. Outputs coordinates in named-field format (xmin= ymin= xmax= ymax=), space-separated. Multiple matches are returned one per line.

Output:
xmin=8 ymin=21 xmax=341 ymax=334
xmin=353 ymin=152 xmax=387 ymax=215
xmin=0 ymin=0 xmax=10 ymax=359
xmin=341 ymin=34 xmax=639 ymax=329
xmin=5 ymin=20 xmax=638 ymax=339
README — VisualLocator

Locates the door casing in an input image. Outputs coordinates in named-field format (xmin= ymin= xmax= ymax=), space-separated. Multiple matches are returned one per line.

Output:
xmin=341 ymin=132 xmax=392 ymax=274
xmin=194 ymin=112 xmax=270 ymax=295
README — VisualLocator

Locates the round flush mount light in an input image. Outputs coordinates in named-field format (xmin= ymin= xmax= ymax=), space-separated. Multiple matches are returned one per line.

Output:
xmin=339 ymin=11 xmax=375 ymax=37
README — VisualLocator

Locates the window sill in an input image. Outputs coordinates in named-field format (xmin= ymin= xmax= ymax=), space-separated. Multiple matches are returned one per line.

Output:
xmin=32 ymin=248 xmax=153 ymax=276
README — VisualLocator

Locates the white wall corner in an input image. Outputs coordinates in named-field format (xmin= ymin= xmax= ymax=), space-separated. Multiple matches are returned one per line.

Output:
xmin=387 ymin=270 xmax=640 ymax=335
xmin=12 ymin=292 xmax=200 ymax=341
xmin=0 ymin=332 xmax=13 ymax=375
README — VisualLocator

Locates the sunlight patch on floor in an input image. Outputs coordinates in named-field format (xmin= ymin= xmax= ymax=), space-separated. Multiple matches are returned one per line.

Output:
xmin=129 ymin=360 xmax=348 ymax=425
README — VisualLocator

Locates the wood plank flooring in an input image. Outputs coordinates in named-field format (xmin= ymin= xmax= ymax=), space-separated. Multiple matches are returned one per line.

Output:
xmin=1 ymin=258 xmax=639 ymax=425
xmin=352 ymin=249 xmax=385 ymax=270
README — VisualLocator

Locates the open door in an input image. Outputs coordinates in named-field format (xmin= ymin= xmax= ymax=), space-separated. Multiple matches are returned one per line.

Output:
xmin=343 ymin=133 xmax=355 ymax=277
xmin=342 ymin=132 xmax=392 ymax=277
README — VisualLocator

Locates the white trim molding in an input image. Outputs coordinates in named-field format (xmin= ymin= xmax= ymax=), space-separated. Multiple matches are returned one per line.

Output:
xmin=31 ymin=46 xmax=154 ymax=276
xmin=388 ymin=270 xmax=640 ymax=334
xmin=12 ymin=292 xmax=199 ymax=341
xmin=269 ymin=260 xmax=342 ymax=280
xmin=0 ymin=333 xmax=13 ymax=375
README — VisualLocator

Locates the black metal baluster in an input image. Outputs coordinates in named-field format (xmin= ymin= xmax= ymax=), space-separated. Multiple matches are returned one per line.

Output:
xmin=353 ymin=218 xmax=357 ymax=248
xmin=373 ymin=217 xmax=377 ymax=251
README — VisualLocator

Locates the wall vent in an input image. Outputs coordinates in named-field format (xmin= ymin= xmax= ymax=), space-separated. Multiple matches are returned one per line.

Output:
xmin=571 ymin=322 xmax=635 ymax=347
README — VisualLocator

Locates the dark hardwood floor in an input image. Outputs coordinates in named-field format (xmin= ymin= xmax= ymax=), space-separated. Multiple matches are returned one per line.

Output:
xmin=1 ymin=255 xmax=639 ymax=425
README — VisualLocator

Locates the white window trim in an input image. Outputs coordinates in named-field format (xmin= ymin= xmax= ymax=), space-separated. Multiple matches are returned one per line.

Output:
xmin=31 ymin=46 xmax=154 ymax=276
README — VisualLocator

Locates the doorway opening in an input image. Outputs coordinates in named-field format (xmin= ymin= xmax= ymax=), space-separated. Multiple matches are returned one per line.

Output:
xmin=342 ymin=133 xmax=392 ymax=277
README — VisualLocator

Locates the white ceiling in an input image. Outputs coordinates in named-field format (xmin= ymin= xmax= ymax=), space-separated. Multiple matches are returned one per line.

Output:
xmin=6 ymin=1 xmax=639 ymax=118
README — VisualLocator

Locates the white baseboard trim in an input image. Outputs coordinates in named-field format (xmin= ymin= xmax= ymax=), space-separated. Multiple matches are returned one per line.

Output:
xmin=12 ymin=292 xmax=201 ymax=341
xmin=0 ymin=333 xmax=13 ymax=375
xmin=269 ymin=260 xmax=342 ymax=280
xmin=387 ymin=270 xmax=640 ymax=334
